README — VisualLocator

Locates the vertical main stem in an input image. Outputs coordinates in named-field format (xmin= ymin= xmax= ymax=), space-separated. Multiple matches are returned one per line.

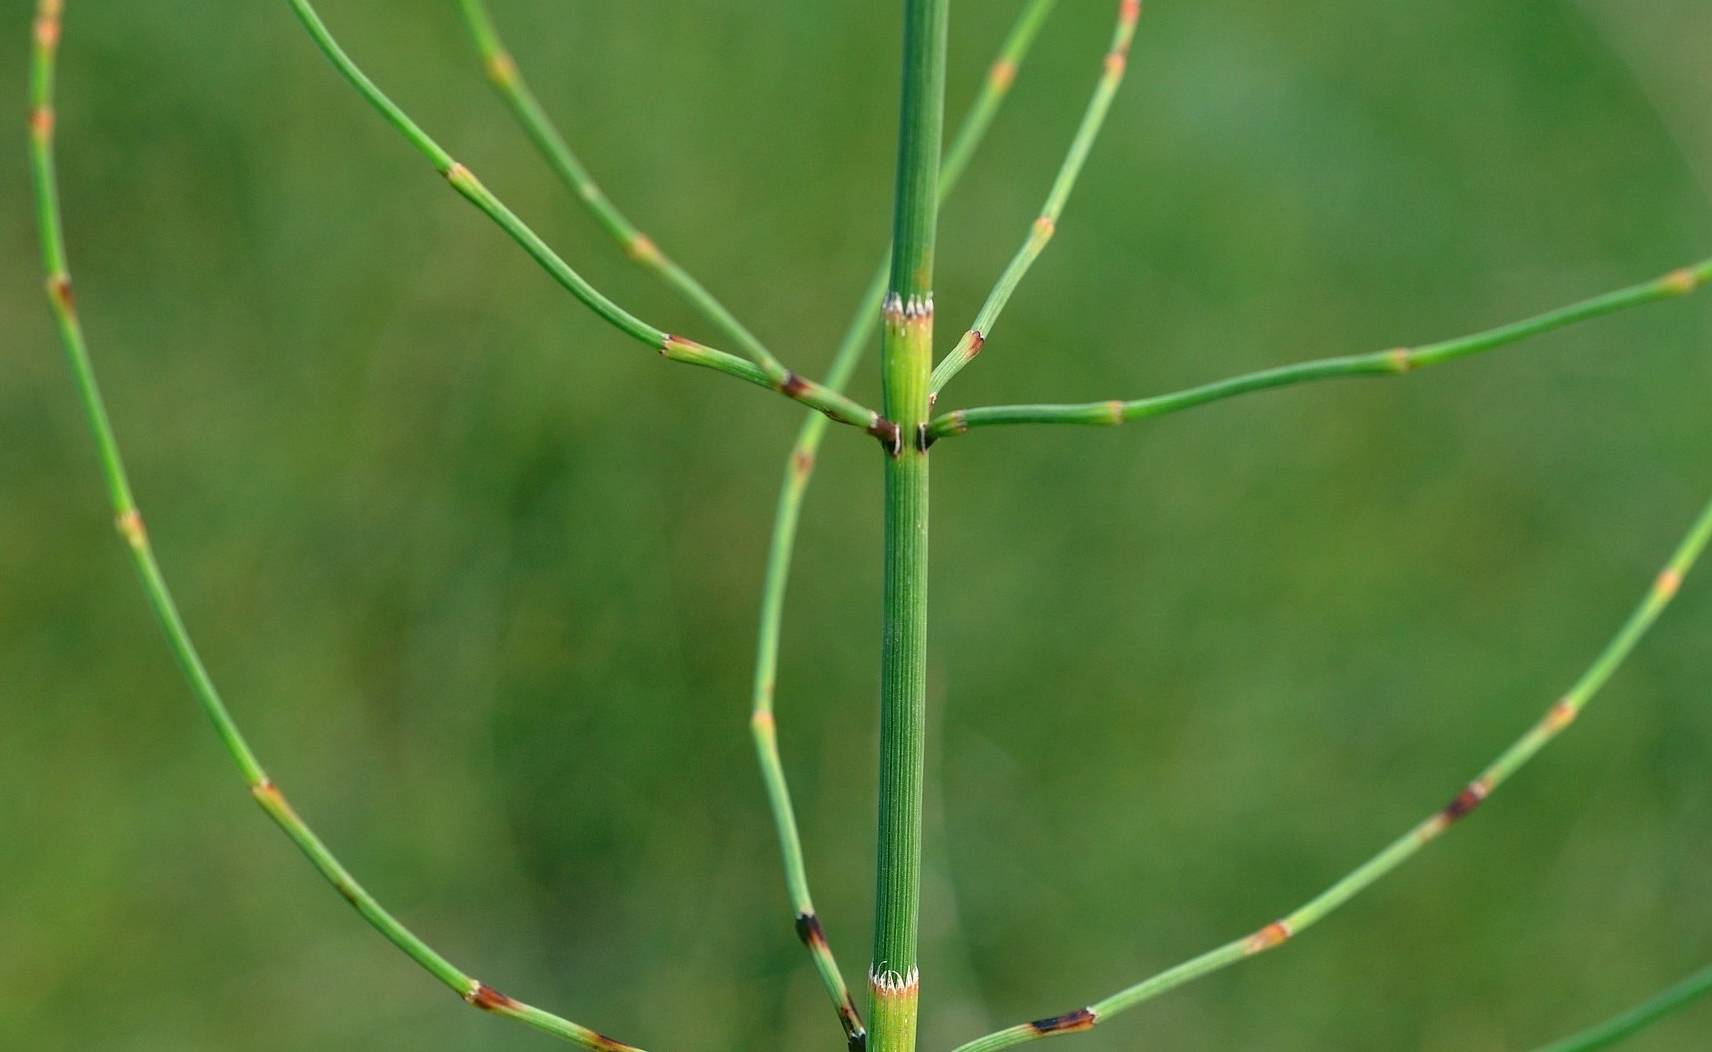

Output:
xmin=873 ymin=1 xmax=948 ymax=1050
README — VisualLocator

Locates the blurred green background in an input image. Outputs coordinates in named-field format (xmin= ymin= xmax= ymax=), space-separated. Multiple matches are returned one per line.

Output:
xmin=5 ymin=1 xmax=1711 ymax=1048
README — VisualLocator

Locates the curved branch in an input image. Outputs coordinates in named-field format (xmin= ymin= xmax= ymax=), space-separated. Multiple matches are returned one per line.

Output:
xmin=31 ymin=3 xmax=645 ymax=1046
xmin=949 ymin=493 xmax=1712 ymax=1052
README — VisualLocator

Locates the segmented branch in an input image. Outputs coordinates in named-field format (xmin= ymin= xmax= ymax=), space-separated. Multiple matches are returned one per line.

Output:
xmin=284 ymin=0 xmax=886 ymax=438
xmin=928 ymin=0 xmax=1142 ymax=399
xmin=454 ymin=0 xmax=784 ymax=378
xmin=928 ymin=258 xmax=1712 ymax=441
xmin=949 ymin=493 xmax=1712 ymax=1052
xmin=30 ymin=4 xmax=644 ymax=1047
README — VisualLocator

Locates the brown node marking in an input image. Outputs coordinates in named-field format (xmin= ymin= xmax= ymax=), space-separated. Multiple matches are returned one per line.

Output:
xmin=1105 ymin=400 xmax=1125 ymax=425
xmin=1032 ymin=215 xmax=1057 ymax=240
xmin=35 ymin=9 xmax=61 ymax=49
xmin=28 ymin=106 xmax=53 ymax=140
xmin=1028 ymin=1007 xmax=1097 ymax=1035
xmin=48 ymin=273 xmax=74 ymax=311
xmin=966 ymin=329 xmax=986 ymax=358
xmin=795 ymin=911 xmax=829 ymax=949
xmin=589 ymin=1032 xmax=638 ymax=1052
xmin=781 ymin=371 xmax=812 ymax=397
xmin=1105 ymin=50 xmax=1128 ymax=77
xmin=627 ymin=233 xmax=662 ymax=265
xmin=444 ymin=161 xmax=475 ymax=189
xmin=1656 ymin=567 xmax=1683 ymax=601
xmin=484 ymin=51 xmax=518 ymax=86
xmin=791 ymin=447 xmax=815 ymax=479
xmin=1662 ymin=268 xmax=1698 ymax=295
xmin=1443 ymin=778 xmax=1491 ymax=822
xmin=870 ymin=417 xmax=903 ymax=456
xmin=1388 ymin=347 xmax=1413 ymax=373
xmin=989 ymin=59 xmax=1017 ymax=92
xmin=465 ymin=982 xmax=517 ymax=1012
xmin=1120 ymin=0 xmax=1144 ymax=24
xmin=1245 ymin=919 xmax=1292 ymax=953
xmin=115 ymin=508 xmax=147 ymax=548
xmin=949 ymin=410 xmax=970 ymax=435
xmin=1543 ymin=697 xmax=1578 ymax=733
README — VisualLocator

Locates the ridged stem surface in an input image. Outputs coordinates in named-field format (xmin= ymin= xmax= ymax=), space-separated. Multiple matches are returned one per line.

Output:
xmin=747 ymin=4 xmax=1058 ymax=1047
xmin=870 ymin=1 xmax=949 ymax=1048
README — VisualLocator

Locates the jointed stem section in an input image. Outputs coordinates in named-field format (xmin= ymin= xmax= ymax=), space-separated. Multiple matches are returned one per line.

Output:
xmin=748 ymin=5 xmax=1059 ymax=1045
xmin=948 ymin=493 xmax=1712 ymax=1052
xmin=284 ymin=0 xmax=884 ymax=435
xmin=929 ymin=0 xmax=1142 ymax=399
xmin=929 ymin=258 xmax=1712 ymax=440
xmin=454 ymin=0 xmax=784 ymax=378
xmin=31 ymin=5 xmax=641 ymax=1048
xmin=868 ymin=2 xmax=949 ymax=1048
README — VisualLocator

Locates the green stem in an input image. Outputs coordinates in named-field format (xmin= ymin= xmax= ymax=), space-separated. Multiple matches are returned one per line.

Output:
xmin=453 ymin=0 xmax=786 ymax=378
xmin=1531 ymin=962 xmax=1712 ymax=1052
xmin=285 ymin=0 xmax=886 ymax=436
xmin=29 ymin=3 xmax=640 ymax=1048
xmin=870 ymin=2 xmax=948 ymax=1049
xmin=749 ymin=5 xmax=1059 ymax=1047
xmin=929 ymin=0 xmax=1141 ymax=399
xmin=927 ymin=258 xmax=1712 ymax=440
xmin=948 ymin=493 xmax=1712 ymax=1052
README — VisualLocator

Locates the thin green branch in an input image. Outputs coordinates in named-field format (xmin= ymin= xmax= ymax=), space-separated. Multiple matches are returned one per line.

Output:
xmin=928 ymin=257 xmax=1712 ymax=440
xmin=749 ymin=4 xmax=1058 ymax=1047
xmin=1532 ymin=962 xmax=1712 ymax=1052
xmin=929 ymin=0 xmax=1141 ymax=399
xmin=948 ymin=493 xmax=1712 ymax=1052
xmin=453 ymin=0 xmax=784 ymax=377
xmin=30 ymin=4 xmax=643 ymax=1047
xmin=284 ymin=0 xmax=888 ymax=439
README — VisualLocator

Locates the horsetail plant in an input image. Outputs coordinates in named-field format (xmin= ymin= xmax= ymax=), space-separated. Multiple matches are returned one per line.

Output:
xmin=27 ymin=1 xmax=1712 ymax=1050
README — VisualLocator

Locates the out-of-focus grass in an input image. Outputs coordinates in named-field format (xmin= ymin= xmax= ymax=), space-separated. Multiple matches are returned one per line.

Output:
xmin=2 ymin=2 xmax=1709 ymax=1049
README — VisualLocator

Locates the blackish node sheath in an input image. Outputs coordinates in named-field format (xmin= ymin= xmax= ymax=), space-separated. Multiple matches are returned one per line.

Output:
xmin=796 ymin=911 xmax=829 ymax=948
xmin=1028 ymin=1008 xmax=1097 ymax=1034
xmin=1443 ymin=783 xmax=1488 ymax=822
xmin=781 ymin=371 xmax=811 ymax=396
xmin=467 ymin=983 xmax=516 ymax=1011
